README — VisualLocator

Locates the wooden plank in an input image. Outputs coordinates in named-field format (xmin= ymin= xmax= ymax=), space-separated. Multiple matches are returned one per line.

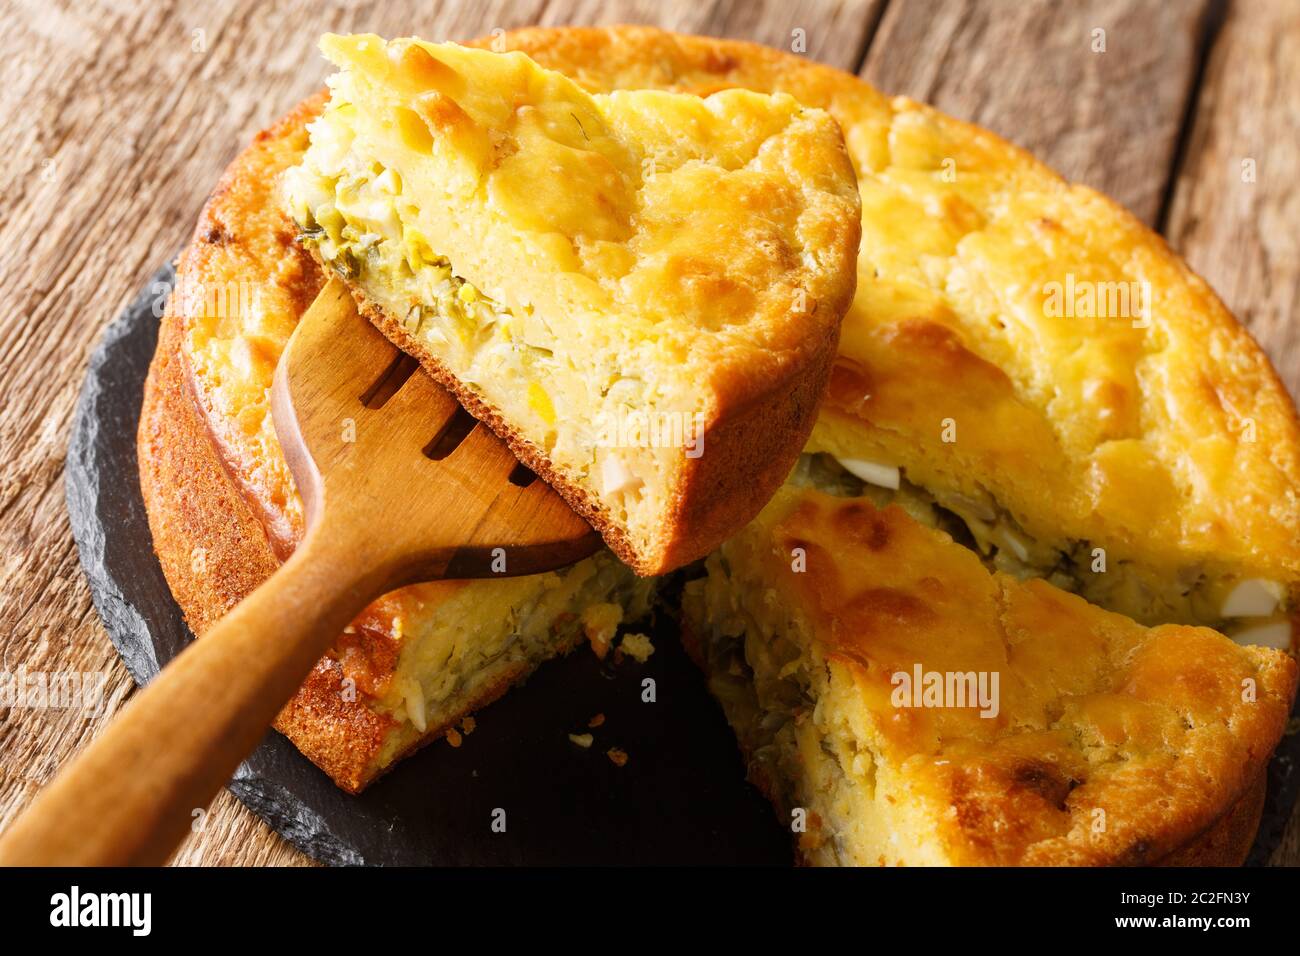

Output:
xmin=861 ymin=0 xmax=1215 ymax=225
xmin=1159 ymin=0 xmax=1300 ymax=866
xmin=0 ymin=0 xmax=872 ymax=868
xmin=533 ymin=0 xmax=885 ymax=69
xmin=1164 ymin=0 xmax=1300 ymax=393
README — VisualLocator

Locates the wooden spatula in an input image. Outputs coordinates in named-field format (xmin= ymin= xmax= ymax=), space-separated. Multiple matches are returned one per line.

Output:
xmin=0 ymin=277 xmax=599 ymax=866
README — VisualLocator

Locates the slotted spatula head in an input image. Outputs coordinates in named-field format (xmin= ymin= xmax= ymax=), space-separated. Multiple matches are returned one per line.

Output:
xmin=271 ymin=277 xmax=601 ymax=582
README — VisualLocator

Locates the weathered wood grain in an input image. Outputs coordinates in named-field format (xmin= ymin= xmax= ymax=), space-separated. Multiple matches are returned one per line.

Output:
xmin=861 ymin=0 xmax=1216 ymax=226
xmin=1159 ymin=0 xmax=1300 ymax=865
xmin=1165 ymin=0 xmax=1300 ymax=392
xmin=532 ymin=0 xmax=886 ymax=67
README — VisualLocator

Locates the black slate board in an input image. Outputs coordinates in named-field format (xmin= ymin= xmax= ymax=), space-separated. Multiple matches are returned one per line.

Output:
xmin=66 ymin=265 xmax=1300 ymax=866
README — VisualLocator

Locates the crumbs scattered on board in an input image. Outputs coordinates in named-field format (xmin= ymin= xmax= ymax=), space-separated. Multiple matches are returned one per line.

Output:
xmin=568 ymin=713 xmax=626 ymax=765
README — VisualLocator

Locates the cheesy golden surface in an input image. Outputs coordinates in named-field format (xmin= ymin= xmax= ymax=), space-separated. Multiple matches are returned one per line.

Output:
xmin=283 ymin=34 xmax=860 ymax=573
xmin=684 ymin=486 xmax=1296 ymax=865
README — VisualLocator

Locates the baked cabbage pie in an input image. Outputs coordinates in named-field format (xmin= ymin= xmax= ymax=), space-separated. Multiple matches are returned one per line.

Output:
xmin=142 ymin=27 xmax=1300 ymax=856
xmin=282 ymin=33 xmax=861 ymax=575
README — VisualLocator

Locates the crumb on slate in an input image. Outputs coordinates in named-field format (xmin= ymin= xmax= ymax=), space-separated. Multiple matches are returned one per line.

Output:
xmin=618 ymin=632 xmax=654 ymax=663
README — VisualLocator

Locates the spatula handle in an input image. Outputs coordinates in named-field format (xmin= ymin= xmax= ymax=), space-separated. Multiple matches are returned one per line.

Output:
xmin=0 ymin=522 xmax=396 ymax=866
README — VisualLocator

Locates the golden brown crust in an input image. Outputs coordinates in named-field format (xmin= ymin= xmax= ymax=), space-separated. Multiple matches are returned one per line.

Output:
xmin=175 ymin=90 xmax=328 ymax=559
xmin=1154 ymin=771 xmax=1267 ymax=867
xmin=173 ymin=24 xmax=1300 ymax=609
xmin=793 ymin=494 xmax=1295 ymax=866
xmin=657 ymin=317 xmax=840 ymax=575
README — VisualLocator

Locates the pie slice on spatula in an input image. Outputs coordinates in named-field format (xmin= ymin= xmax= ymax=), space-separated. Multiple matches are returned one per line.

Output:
xmin=283 ymin=33 xmax=862 ymax=576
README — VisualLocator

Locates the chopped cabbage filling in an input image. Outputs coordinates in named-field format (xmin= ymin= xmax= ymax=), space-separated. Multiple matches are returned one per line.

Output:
xmin=789 ymin=453 xmax=1290 ymax=643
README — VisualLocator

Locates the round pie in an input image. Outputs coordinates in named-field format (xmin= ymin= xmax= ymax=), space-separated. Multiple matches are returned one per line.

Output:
xmin=139 ymin=25 xmax=1299 ymax=861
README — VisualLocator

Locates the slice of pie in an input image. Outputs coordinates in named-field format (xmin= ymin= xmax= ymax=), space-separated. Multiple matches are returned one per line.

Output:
xmin=282 ymin=33 xmax=861 ymax=575
xmin=683 ymin=482 xmax=1297 ymax=865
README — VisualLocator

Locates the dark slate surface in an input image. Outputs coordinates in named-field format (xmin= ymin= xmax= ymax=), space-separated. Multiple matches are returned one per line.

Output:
xmin=66 ymin=265 xmax=1300 ymax=866
xmin=64 ymin=264 xmax=790 ymax=866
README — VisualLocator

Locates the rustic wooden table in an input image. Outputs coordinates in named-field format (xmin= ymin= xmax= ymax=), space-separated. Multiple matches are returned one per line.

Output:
xmin=0 ymin=0 xmax=1295 ymax=866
